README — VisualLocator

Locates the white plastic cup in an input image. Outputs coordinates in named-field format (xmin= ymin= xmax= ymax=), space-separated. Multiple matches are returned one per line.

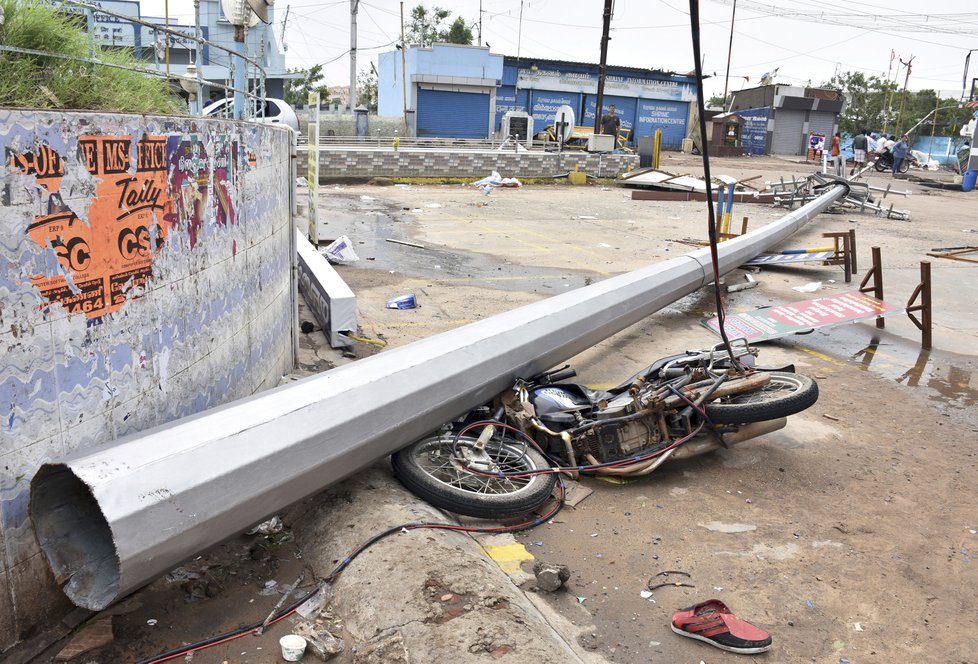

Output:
xmin=279 ymin=634 xmax=307 ymax=661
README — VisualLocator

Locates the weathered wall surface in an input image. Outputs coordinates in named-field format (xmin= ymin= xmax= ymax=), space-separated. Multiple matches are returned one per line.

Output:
xmin=0 ymin=110 xmax=295 ymax=650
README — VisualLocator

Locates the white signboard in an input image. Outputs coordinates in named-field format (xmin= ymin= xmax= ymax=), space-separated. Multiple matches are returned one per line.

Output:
xmin=516 ymin=69 xmax=695 ymax=102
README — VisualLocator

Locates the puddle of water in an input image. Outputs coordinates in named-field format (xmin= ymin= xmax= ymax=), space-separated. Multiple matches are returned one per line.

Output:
xmin=775 ymin=327 xmax=978 ymax=412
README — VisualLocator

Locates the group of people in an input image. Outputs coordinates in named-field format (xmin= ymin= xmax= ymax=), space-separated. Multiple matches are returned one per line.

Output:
xmin=831 ymin=129 xmax=910 ymax=177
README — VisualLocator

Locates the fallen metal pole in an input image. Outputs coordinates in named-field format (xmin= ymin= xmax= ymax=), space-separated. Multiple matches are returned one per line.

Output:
xmin=30 ymin=185 xmax=848 ymax=610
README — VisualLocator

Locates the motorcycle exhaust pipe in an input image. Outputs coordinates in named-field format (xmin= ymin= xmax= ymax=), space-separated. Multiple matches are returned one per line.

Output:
xmin=668 ymin=418 xmax=787 ymax=460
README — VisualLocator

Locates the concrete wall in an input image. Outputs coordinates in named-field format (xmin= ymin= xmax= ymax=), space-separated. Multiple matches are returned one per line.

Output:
xmin=0 ymin=109 xmax=296 ymax=651
xmin=307 ymin=147 xmax=638 ymax=179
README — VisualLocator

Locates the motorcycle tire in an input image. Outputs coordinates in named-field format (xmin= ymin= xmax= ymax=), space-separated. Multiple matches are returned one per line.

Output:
xmin=899 ymin=159 xmax=911 ymax=174
xmin=874 ymin=159 xmax=887 ymax=172
xmin=705 ymin=372 xmax=818 ymax=424
xmin=391 ymin=433 xmax=557 ymax=519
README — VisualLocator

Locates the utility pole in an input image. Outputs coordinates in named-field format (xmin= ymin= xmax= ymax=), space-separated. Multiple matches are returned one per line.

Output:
xmin=350 ymin=0 xmax=359 ymax=112
xmin=593 ymin=0 xmax=613 ymax=134
xmin=722 ymin=0 xmax=737 ymax=104
xmin=882 ymin=51 xmax=899 ymax=135
xmin=280 ymin=5 xmax=289 ymax=51
xmin=478 ymin=0 xmax=483 ymax=47
xmin=400 ymin=2 xmax=407 ymax=135
xmin=895 ymin=55 xmax=913 ymax=136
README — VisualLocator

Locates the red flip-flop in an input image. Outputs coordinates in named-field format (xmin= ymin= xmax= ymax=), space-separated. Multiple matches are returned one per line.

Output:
xmin=671 ymin=599 xmax=772 ymax=654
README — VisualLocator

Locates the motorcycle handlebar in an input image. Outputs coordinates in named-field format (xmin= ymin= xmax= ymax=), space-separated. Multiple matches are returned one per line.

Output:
xmin=542 ymin=367 xmax=577 ymax=384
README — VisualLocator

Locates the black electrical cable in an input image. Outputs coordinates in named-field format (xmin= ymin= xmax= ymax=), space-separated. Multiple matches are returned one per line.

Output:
xmin=688 ymin=0 xmax=737 ymax=366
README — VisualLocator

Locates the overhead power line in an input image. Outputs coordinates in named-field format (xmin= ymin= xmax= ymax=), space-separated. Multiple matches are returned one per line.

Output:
xmin=706 ymin=0 xmax=978 ymax=35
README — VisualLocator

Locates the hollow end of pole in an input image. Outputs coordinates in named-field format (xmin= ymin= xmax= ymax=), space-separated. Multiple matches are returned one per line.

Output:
xmin=30 ymin=463 xmax=120 ymax=611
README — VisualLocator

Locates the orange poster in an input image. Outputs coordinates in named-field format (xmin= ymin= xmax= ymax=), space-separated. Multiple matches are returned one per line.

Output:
xmin=13 ymin=136 xmax=171 ymax=319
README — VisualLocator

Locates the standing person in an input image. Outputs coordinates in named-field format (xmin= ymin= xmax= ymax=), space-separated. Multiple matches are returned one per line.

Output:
xmin=600 ymin=104 xmax=621 ymax=145
xmin=891 ymin=134 xmax=909 ymax=176
xmin=850 ymin=129 xmax=868 ymax=175
xmin=830 ymin=131 xmax=842 ymax=175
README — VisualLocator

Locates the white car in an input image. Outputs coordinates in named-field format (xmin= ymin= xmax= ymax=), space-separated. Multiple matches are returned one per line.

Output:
xmin=202 ymin=97 xmax=300 ymax=133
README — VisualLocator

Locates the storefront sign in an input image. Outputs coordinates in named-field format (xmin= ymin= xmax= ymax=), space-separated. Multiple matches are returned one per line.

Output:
xmin=737 ymin=106 xmax=770 ymax=155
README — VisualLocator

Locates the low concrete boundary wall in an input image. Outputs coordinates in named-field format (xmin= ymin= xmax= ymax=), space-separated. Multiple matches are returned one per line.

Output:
xmin=299 ymin=146 xmax=638 ymax=179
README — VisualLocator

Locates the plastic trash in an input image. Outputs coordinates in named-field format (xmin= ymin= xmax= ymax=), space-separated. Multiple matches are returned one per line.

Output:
xmin=321 ymin=235 xmax=359 ymax=264
xmin=386 ymin=294 xmax=417 ymax=309
xmin=472 ymin=170 xmax=522 ymax=189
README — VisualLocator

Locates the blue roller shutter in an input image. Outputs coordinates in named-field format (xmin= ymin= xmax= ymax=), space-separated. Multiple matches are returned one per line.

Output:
xmin=584 ymin=95 xmax=637 ymax=144
xmin=634 ymin=100 xmax=689 ymax=149
xmin=417 ymin=88 xmax=490 ymax=139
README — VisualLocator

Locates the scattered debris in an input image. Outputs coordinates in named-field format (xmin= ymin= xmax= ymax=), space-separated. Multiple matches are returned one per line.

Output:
xmin=532 ymin=561 xmax=571 ymax=591
xmin=56 ymin=617 xmax=114 ymax=661
xmin=386 ymin=294 xmax=417 ymax=309
xmin=279 ymin=634 xmax=307 ymax=661
xmin=823 ymin=414 xmax=841 ymax=422
xmin=247 ymin=516 xmax=284 ymax=536
xmin=385 ymin=238 xmax=426 ymax=249
xmin=294 ymin=621 xmax=346 ymax=661
xmin=767 ymin=173 xmax=912 ymax=220
xmin=792 ymin=281 xmax=822 ymax=293
xmin=146 ymin=619 xmax=158 ymax=626
xmin=296 ymin=176 xmax=309 ymax=187
xmin=424 ymin=202 xmax=443 ymax=208
xmin=699 ymin=521 xmax=757 ymax=533
xmin=257 ymin=574 xmax=304 ymax=635
xmin=472 ymin=171 xmax=522 ymax=189
xmin=620 ymin=168 xmax=761 ymax=196
xmin=648 ymin=570 xmax=694 ymax=591
xmin=727 ymin=273 xmax=758 ymax=293
xmin=321 ymin=236 xmax=360 ymax=264
xmin=300 ymin=320 xmax=316 ymax=334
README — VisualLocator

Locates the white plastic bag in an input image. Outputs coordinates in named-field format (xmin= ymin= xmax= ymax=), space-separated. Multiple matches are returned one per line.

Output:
xmin=321 ymin=235 xmax=360 ymax=264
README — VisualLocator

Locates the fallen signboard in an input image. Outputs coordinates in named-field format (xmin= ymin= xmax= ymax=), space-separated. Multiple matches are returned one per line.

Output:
xmin=742 ymin=251 xmax=836 ymax=266
xmin=703 ymin=291 xmax=903 ymax=342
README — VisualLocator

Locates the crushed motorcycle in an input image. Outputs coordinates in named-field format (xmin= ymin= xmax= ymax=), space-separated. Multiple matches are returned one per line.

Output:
xmin=391 ymin=340 xmax=819 ymax=518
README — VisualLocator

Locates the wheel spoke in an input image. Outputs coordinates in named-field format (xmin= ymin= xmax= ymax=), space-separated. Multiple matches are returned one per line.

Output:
xmin=412 ymin=435 xmax=540 ymax=496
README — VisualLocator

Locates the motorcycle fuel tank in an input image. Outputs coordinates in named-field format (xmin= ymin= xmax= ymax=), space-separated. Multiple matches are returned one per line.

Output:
xmin=531 ymin=386 xmax=591 ymax=416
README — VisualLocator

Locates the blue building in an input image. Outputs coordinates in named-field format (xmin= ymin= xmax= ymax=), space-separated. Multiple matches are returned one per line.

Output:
xmin=379 ymin=44 xmax=697 ymax=148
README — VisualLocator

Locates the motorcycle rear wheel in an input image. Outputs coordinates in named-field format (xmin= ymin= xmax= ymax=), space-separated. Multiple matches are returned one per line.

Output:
xmin=899 ymin=158 xmax=911 ymax=173
xmin=705 ymin=372 xmax=818 ymax=424
xmin=874 ymin=158 xmax=887 ymax=172
xmin=391 ymin=433 xmax=557 ymax=519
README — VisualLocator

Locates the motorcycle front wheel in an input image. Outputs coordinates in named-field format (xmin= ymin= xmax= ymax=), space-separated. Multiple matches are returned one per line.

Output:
xmin=705 ymin=372 xmax=818 ymax=424
xmin=391 ymin=433 xmax=557 ymax=519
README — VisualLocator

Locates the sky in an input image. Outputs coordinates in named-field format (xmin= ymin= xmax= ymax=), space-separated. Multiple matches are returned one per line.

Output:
xmin=142 ymin=0 xmax=978 ymax=100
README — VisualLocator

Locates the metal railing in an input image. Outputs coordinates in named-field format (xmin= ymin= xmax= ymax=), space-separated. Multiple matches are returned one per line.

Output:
xmin=2 ymin=0 xmax=269 ymax=118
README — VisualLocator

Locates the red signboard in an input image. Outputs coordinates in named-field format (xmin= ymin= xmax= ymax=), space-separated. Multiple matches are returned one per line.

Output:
xmin=703 ymin=291 xmax=903 ymax=342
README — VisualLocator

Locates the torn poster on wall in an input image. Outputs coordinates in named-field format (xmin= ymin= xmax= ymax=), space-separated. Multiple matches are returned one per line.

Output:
xmin=10 ymin=133 xmax=237 ymax=319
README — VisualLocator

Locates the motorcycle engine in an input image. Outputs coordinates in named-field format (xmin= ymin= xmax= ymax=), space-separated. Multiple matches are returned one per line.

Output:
xmin=581 ymin=393 xmax=662 ymax=462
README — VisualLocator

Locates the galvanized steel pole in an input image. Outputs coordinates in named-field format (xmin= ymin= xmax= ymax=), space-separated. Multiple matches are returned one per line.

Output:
xmin=31 ymin=185 xmax=847 ymax=610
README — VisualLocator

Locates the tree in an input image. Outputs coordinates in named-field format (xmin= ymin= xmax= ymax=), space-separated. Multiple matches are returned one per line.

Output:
xmin=823 ymin=71 xmax=894 ymax=135
xmin=284 ymin=64 xmax=329 ymax=108
xmin=406 ymin=4 xmax=472 ymax=46
xmin=357 ymin=68 xmax=377 ymax=112
xmin=443 ymin=17 xmax=474 ymax=45
xmin=707 ymin=94 xmax=731 ymax=110
xmin=824 ymin=71 xmax=973 ymax=138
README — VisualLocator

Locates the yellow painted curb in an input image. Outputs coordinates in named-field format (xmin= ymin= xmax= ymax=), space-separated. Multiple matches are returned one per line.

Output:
xmin=484 ymin=543 xmax=535 ymax=575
